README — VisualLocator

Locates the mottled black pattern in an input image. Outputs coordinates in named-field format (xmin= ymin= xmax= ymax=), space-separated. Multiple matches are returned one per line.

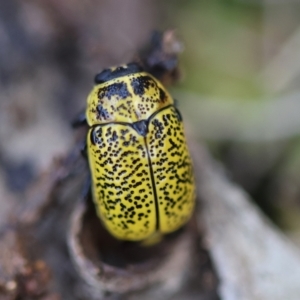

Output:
xmin=147 ymin=106 xmax=194 ymax=233
xmin=96 ymin=104 xmax=110 ymax=120
xmin=88 ymin=105 xmax=194 ymax=240
xmin=158 ymin=88 xmax=166 ymax=103
xmin=88 ymin=123 xmax=156 ymax=240
xmin=130 ymin=75 xmax=155 ymax=96
xmin=98 ymin=82 xmax=131 ymax=100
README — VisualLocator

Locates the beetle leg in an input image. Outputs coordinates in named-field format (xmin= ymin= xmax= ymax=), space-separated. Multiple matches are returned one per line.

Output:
xmin=174 ymin=106 xmax=183 ymax=122
xmin=72 ymin=110 xmax=87 ymax=128
xmin=80 ymin=141 xmax=88 ymax=159
xmin=173 ymin=99 xmax=183 ymax=121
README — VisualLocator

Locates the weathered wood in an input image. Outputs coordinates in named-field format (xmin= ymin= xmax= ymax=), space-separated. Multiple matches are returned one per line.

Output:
xmin=190 ymin=141 xmax=300 ymax=300
xmin=68 ymin=200 xmax=195 ymax=299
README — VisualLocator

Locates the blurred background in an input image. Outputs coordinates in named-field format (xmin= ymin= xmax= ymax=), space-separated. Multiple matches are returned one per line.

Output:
xmin=0 ymin=0 xmax=300 ymax=247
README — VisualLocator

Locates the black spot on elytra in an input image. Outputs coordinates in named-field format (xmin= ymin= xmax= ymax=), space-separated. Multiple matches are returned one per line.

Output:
xmin=159 ymin=87 xmax=166 ymax=103
xmin=96 ymin=105 xmax=110 ymax=120
xmin=111 ymin=131 xmax=118 ymax=141
xmin=131 ymin=75 xmax=154 ymax=96
xmin=90 ymin=129 xmax=98 ymax=145
xmin=98 ymin=82 xmax=130 ymax=100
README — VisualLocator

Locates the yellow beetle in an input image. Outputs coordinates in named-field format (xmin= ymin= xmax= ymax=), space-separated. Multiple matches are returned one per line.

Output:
xmin=81 ymin=63 xmax=195 ymax=242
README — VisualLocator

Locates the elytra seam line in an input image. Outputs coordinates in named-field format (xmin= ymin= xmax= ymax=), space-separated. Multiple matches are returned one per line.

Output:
xmin=144 ymin=137 xmax=160 ymax=231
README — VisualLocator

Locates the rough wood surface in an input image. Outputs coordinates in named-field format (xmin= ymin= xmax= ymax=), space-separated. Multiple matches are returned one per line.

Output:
xmin=190 ymin=141 xmax=300 ymax=300
xmin=2 ymin=136 xmax=300 ymax=299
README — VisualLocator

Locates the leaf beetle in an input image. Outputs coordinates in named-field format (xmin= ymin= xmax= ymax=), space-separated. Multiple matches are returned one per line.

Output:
xmin=75 ymin=63 xmax=195 ymax=243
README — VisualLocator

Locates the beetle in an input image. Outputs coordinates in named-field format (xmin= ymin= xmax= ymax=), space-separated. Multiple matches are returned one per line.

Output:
xmin=75 ymin=62 xmax=195 ymax=243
